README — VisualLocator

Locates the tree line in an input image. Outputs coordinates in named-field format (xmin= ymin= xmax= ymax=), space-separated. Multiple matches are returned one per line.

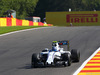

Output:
xmin=0 ymin=0 xmax=38 ymax=19
xmin=34 ymin=0 xmax=100 ymax=20
xmin=0 ymin=0 xmax=100 ymax=19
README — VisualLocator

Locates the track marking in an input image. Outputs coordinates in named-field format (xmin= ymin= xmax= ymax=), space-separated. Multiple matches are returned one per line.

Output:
xmin=0 ymin=27 xmax=52 ymax=37
xmin=73 ymin=47 xmax=100 ymax=75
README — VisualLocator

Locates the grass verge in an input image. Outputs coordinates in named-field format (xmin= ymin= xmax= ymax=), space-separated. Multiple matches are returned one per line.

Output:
xmin=0 ymin=26 xmax=44 ymax=34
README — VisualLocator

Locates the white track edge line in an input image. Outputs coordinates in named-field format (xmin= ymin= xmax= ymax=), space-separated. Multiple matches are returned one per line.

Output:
xmin=73 ymin=47 xmax=100 ymax=75
xmin=0 ymin=27 xmax=52 ymax=37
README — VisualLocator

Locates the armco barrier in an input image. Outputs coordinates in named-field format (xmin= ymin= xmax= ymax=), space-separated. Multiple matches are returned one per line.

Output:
xmin=0 ymin=17 xmax=53 ymax=27
xmin=12 ymin=18 xmax=16 ymax=26
xmin=0 ymin=18 xmax=7 ymax=26
xmin=46 ymin=11 xmax=100 ymax=26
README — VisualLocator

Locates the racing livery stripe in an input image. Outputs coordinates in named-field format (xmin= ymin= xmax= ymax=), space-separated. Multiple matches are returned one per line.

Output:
xmin=87 ymin=62 xmax=100 ymax=64
xmin=78 ymin=49 xmax=100 ymax=75
xmin=73 ymin=47 xmax=100 ymax=75
xmin=80 ymin=70 xmax=100 ymax=72
xmin=84 ymin=66 xmax=100 ymax=68
xmin=82 ymin=68 xmax=100 ymax=70
xmin=97 ymin=52 xmax=100 ymax=53
xmin=94 ymin=55 xmax=100 ymax=57
xmin=85 ymin=64 xmax=100 ymax=66
xmin=89 ymin=60 xmax=100 ymax=62
xmin=91 ymin=58 xmax=100 ymax=60
xmin=78 ymin=73 xmax=100 ymax=75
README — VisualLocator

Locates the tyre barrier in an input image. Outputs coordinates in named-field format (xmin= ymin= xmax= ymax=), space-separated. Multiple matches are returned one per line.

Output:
xmin=0 ymin=17 xmax=53 ymax=27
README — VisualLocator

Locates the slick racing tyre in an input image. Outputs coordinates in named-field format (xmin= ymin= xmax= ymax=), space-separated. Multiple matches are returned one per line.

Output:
xmin=31 ymin=53 xmax=40 ymax=68
xmin=71 ymin=49 xmax=80 ymax=62
xmin=63 ymin=53 xmax=71 ymax=66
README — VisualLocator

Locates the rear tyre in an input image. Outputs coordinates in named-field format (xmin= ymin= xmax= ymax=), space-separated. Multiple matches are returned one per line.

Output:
xmin=71 ymin=49 xmax=80 ymax=62
xmin=31 ymin=53 xmax=40 ymax=68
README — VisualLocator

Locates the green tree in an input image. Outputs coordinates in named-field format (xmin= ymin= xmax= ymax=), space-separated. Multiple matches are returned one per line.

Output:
xmin=0 ymin=0 xmax=38 ymax=19
xmin=82 ymin=0 xmax=100 ymax=11
xmin=0 ymin=0 xmax=100 ymax=19
xmin=34 ymin=0 xmax=100 ymax=19
xmin=34 ymin=0 xmax=82 ymax=19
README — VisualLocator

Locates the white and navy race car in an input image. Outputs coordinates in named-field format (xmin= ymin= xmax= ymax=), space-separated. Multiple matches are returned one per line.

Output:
xmin=31 ymin=41 xmax=80 ymax=68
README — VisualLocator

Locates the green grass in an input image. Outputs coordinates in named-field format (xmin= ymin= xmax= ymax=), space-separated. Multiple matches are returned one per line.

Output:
xmin=0 ymin=26 xmax=44 ymax=34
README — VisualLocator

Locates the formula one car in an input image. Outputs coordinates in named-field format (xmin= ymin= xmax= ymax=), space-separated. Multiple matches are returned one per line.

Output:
xmin=31 ymin=41 xmax=80 ymax=68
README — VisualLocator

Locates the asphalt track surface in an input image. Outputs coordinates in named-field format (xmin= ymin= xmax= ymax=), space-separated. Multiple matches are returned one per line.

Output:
xmin=0 ymin=26 xmax=100 ymax=75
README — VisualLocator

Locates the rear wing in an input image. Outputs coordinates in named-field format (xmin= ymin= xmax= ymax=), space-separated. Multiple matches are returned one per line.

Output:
xmin=52 ymin=40 xmax=70 ymax=51
xmin=53 ymin=40 xmax=69 ymax=45
xmin=58 ymin=41 xmax=69 ymax=45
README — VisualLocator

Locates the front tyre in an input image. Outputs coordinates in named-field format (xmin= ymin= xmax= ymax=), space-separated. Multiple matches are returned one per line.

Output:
xmin=63 ymin=53 xmax=71 ymax=66
xmin=71 ymin=49 xmax=80 ymax=62
xmin=31 ymin=53 xmax=40 ymax=68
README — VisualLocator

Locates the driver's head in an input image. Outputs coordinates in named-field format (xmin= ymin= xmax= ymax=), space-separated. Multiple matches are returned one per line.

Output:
xmin=52 ymin=43 xmax=57 ymax=47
